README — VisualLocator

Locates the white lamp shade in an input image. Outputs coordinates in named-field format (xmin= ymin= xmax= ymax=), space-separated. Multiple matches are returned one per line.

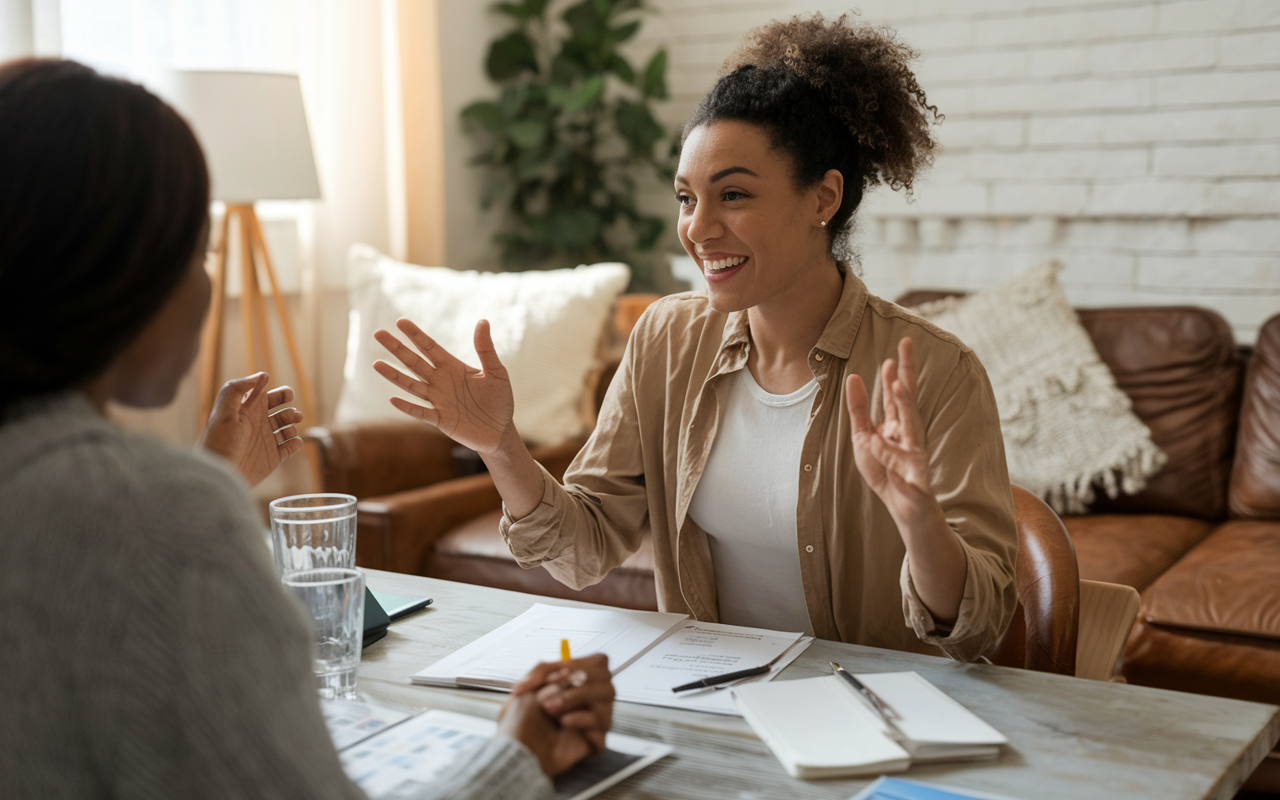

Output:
xmin=158 ymin=71 xmax=321 ymax=203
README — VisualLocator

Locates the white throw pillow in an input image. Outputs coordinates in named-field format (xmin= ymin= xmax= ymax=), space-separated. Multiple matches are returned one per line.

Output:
xmin=336 ymin=245 xmax=630 ymax=447
xmin=913 ymin=262 xmax=1167 ymax=514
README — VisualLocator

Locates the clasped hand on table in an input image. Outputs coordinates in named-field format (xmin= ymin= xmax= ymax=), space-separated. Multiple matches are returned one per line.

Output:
xmin=501 ymin=654 xmax=615 ymax=777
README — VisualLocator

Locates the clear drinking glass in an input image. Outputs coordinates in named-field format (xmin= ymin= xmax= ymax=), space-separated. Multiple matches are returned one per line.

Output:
xmin=284 ymin=568 xmax=365 ymax=700
xmin=268 ymin=493 xmax=357 ymax=578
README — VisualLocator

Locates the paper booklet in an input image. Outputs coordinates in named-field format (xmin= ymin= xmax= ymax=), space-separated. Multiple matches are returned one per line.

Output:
xmin=732 ymin=672 xmax=1008 ymax=780
xmin=324 ymin=700 xmax=671 ymax=800
xmin=411 ymin=603 xmax=814 ymax=716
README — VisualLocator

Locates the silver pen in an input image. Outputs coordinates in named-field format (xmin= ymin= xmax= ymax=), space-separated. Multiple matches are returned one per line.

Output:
xmin=830 ymin=662 xmax=906 ymax=739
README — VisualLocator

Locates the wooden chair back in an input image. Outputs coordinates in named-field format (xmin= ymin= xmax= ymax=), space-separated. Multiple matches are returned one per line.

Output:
xmin=989 ymin=485 xmax=1081 ymax=674
xmin=1076 ymin=579 xmax=1141 ymax=681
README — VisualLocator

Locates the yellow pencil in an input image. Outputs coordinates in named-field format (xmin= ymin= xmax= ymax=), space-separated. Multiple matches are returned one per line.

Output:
xmin=560 ymin=638 xmax=571 ymax=661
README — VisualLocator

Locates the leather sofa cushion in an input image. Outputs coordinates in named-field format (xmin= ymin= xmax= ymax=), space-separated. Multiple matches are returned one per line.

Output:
xmin=435 ymin=509 xmax=656 ymax=574
xmin=1230 ymin=314 xmax=1280 ymax=520
xmin=1077 ymin=307 xmax=1242 ymax=521
xmin=1063 ymin=514 xmax=1212 ymax=591
xmin=430 ymin=509 xmax=657 ymax=611
xmin=312 ymin=421 xmax=459 ymax=498
xmin=426 ymin=550 xmax=659 ymax=611
xmin=1123 ymin=618 xmax=1280 ymax=706
xmin=1141 ymin=520 xmax=1280 ymax=641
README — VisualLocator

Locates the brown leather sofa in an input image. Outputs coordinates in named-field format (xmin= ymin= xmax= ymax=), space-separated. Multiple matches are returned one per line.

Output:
xmin=1067 ymin=310 xmax=1280 ymax=706
xmin=309 ymin=307 xmax=1280 ymax=705
xmin=888 ymin=300 xmax=1280 ymax=707
xmin=899 ymin=299 xmax=1280 ymax=792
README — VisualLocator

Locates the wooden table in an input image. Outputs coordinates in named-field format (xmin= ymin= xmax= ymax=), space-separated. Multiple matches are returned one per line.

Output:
xmin=359 ymin=569 xmax=1280 ymax=800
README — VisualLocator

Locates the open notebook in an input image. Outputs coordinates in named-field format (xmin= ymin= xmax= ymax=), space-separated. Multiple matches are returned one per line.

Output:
xmin=412 ymin=603 xmax=813 ymax=716
xmin=733 ymin=672 xmax=1007 ymax=779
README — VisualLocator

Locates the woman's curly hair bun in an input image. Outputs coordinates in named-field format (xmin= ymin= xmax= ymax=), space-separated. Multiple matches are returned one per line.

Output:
xmin=726 ymin=12 xmax=942 ymax=196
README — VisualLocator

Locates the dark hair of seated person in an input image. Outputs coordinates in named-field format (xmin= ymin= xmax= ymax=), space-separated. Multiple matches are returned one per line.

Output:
xmin=0 ymin=58 xmax=210 ymax=417
xmin=682 ymin=13 xmax=942 ymax=259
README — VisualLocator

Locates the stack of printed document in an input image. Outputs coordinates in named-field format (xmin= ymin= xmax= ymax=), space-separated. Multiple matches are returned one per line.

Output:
xmin=411 ymin=603 xmax=814 ymax=715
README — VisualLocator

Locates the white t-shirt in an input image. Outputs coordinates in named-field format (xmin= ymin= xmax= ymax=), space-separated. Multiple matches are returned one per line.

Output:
xmin=688 ymin=367 xmax=818 ymax=636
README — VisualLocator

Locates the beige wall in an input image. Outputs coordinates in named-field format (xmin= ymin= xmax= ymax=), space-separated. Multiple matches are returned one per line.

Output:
xmin=438 ymin=0 xmax=508 ymax=272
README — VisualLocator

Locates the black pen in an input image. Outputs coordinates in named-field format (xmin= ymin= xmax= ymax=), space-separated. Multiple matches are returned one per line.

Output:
xmin=671 ymin=663 xmax=772 ymax=693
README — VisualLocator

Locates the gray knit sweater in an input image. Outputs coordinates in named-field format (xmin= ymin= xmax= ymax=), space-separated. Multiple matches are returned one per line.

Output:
xmin=0 ymin=393 xmax=553 ymax=800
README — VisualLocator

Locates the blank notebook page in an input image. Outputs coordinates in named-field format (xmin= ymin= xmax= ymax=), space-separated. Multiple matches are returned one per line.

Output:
xmin=733 ymin=675 xmax=910 ymax=775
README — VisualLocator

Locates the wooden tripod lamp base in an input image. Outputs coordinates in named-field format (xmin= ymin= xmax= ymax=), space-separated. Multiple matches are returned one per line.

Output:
xmin=197 ymin=204 xmax=321 ymax=480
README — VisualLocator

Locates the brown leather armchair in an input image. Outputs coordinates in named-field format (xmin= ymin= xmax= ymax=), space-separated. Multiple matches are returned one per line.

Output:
xmin=989 ymin=486 xmax=1080 ymax=675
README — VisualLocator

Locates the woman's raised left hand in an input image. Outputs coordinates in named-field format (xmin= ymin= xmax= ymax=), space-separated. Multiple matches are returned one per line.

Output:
xmin=844 ymin=337 xmax=935 ymax=528
xmin=197 ymin=372 xmax=304 ymax=487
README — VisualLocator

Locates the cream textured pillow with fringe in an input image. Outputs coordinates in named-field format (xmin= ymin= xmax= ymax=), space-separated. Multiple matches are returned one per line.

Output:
xmin=336 ymin=245 xmax=630 ymax=447
xmin=914 ymin=262 xmax=1166 ymax=514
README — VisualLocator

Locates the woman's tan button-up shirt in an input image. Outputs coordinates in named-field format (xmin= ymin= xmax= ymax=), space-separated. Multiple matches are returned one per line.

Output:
xmin=501 ymin=269 xmax=1018 ymax=662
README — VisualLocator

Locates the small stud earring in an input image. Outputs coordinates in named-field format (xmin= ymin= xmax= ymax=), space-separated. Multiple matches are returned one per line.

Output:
xmin=819 ymin=220 xmax=827 ymax=228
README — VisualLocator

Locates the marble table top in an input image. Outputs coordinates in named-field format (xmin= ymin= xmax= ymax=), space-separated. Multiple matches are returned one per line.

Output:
xmin=358 ymin=569 xmax=1280 ymax=800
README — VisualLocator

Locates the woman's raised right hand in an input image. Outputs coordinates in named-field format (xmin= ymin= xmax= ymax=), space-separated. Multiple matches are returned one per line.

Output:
xmin=373 ymin=318 xmax=515 ymax=455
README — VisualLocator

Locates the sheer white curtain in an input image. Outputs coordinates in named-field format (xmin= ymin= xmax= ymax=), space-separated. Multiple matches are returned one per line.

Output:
xmin=14 ymin=0 xmax=412 ymax=501
xmin=35 ymin=1 xmax=402 ymax=460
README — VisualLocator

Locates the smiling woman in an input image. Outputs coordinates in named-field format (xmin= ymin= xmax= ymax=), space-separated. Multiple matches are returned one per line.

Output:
xmin=374 ymin=14 xmax=1019 ymax=663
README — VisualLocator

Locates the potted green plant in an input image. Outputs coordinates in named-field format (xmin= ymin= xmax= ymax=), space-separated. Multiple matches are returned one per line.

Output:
xmin=462 ymin=0 xmax=674 ymax=285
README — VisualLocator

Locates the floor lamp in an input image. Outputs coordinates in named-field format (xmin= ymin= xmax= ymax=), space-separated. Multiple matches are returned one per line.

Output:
xmin=162 ymin=71 xmax=323 ymax=480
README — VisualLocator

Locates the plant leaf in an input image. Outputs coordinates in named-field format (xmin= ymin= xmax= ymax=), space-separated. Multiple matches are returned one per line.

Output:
xmin=550 ymin=143 xmax=575 ymax=173
xmin=507 ymin=118 xmax=548 ymax=149
xmin=481 ymin=175 xmax=514 ymax=209
xmin=567 ymin=74 xmax=604 ymax=112
xmin=547 ymin=83 xmax=573 ymax=109
xmin=634 ymin=215 xmax=664 ymax=249
xmin=461 ymin=101 xmax=505 ymax=133
xmin=611 ymin=0 xmax=643 ymax=15
xmin=547 ymin=207 xmax=602 ymax=249
xmin=486 ymin=31 xmax=538 ymax=81
xmin=499 ymin=86 xmax=532 ymax=119
xmin=609 ymin=53 xmax=634 ymax=84
xmin=641 ymin=48 xmax=667 ymax=99
xmin=551 ymin=52 xmax=586 ymax=83
xmin=492 ymin=2 xmax=528 ymax=22
xmin=515 ymin=150 xmax=546 ymax=180
xmin=614 ymin=100 xmax=664 ymax=156
xmin=563 ymin=1 xmax=602 ymax=38
xmin=611 ymin=20 xmax=640 ymax=43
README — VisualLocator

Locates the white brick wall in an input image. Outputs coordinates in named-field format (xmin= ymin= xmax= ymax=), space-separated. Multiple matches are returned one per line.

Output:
xmin=642 ymin=0 xmax=1280 ymax=343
